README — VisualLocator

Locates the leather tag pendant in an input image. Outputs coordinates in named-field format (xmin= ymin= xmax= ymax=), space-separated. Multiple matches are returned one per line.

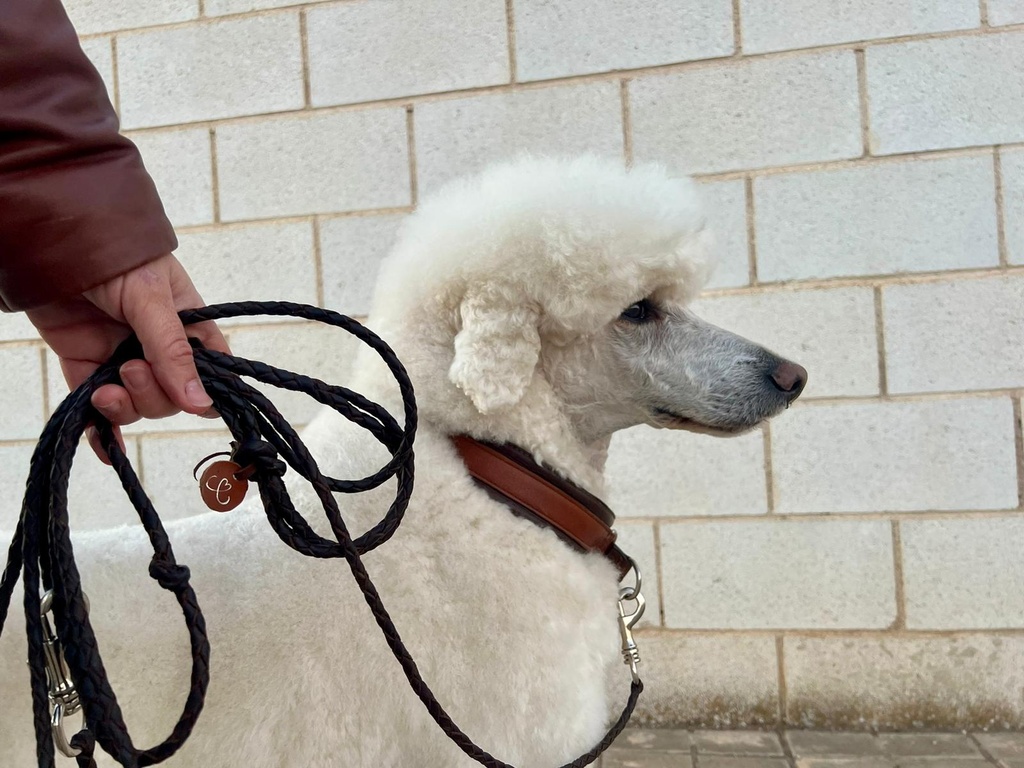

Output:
xmin=198 ymin=460 xmax=248 ymax=512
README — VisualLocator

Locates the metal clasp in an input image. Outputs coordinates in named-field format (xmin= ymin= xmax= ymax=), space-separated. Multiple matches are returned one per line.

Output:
xmin=40 ymin=590 xmax=88 ymax=758
xmin=616 ymin=560 xmax=645 ymax=684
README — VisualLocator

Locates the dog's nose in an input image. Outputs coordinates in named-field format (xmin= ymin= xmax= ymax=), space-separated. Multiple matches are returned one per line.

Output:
xmin=770 ymin=361 xmax=807 ymax=401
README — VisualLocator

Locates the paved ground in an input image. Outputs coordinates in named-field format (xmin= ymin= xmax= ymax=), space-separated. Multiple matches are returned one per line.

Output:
xmin=599 ymin=730 xmax=1024 ymax=767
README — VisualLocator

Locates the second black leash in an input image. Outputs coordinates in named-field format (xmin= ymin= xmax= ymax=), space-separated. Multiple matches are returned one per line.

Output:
xmin=0 ymin=300 xmax=641 ymax=768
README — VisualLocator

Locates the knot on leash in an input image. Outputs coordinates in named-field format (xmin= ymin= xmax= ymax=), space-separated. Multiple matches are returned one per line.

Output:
xmin=149 ymin=559 xmax=191 ymax=591
xmin=232 ymin=437 xmax=286 ymax=479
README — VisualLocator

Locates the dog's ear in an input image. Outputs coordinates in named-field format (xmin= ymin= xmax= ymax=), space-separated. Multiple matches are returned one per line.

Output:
xmin=449 ymin=288 xmax=541 ymax=415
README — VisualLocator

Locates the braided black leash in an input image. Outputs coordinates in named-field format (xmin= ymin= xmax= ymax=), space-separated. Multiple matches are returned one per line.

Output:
xmin=0 ymin=301 xmax=642 ymax=768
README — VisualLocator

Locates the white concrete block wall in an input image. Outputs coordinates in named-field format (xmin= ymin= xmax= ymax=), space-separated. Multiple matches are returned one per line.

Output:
xmin=1 ymin=0 xmax=1022 ymax=731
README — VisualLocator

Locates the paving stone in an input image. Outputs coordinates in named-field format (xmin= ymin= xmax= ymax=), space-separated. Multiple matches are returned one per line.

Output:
xmin=875 ymin=732 xmax=980 ymax=756
xmin=699 ymin=758 xmax=789 ymax=768
xmin=787 ymin=732 xmax=884 ymax=756
xmin=974 ymin=731 xmax=1024 ymax=759
xmin=602 ymin=748 xmax=692 ymax=767
xmin=693 ymin=730 xmax=783 ymax=755
xmin=613 ymin=728 xmax=692 ymax=752
xmin=794 ymin=759 xmax=890 ymax=768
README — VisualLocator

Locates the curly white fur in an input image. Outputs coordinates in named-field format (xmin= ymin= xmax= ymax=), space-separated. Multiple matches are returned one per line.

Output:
xmin=0 ymin=157 xmax=733 ymax=767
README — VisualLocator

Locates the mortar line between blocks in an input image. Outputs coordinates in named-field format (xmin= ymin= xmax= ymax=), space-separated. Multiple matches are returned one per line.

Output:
xmin=652 ymin=520 xmax=667 ymax=627
xmin=968 ymin=733 xmax=1004 ymax=766
xmin=1013 ymin=398 xmax=1024 ymax=509
xmin=775 ymin=635 xmax=787 ymax=727
xmin=198 ymin=0 xmax=206 ymax=17
xmin=636 ymin=505 xmax=1024 ymax=525
xmin=996 ymin=146 xmax=1009 ymax=267
xmin=620 ymin=80 xmax=633 ymax=168
xmin=299 ymin=10 xmax=312 ymax=108
xmin=874 ymin=286 xmax=888 ymax=396
xmin=208 ymin=127 xmax=221 ymax=223
xmin=891 ymin=520 xmax=907 ymax=629
xmin=855 ymin=48 xmax=872 ymax=156
xmin=110 ymin=37 xmax=121 ymax=116
xmin=778 ymin=729 xmax=797 ymax=768
xmin=312 ymin=216 xmax=325 ymax=307
xmin=980 ymin=0 xmax=991 ymax=26
xmin=505 ymin=0 xmax=518 ymax=83
xmin=745 ymin=176 xmax=759 ymax=284
xmin=762 ymin=422 xmax=775 ymax=514
xmin=406 ymin=106 xmax=418 ymax=206
xmin=731 ymin=0 xmax=743 ymax=53
xmin=39 ymin=347 xmax=51 ymax=420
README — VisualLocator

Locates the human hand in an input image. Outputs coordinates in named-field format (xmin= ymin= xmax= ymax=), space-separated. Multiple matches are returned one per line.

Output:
xmin=26 ymin=253 xmax=230 ymax=462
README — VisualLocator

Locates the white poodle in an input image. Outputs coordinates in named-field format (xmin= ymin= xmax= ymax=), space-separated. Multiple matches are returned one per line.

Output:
xmin=0 ymin=157 xmax=805 ymax=767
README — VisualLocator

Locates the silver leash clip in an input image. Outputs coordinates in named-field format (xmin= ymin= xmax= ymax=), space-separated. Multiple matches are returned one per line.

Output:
xmin=40 ymin=589 xmax=88 ymax=758
xmin=616 ymin=559 xmax=645 ymax=684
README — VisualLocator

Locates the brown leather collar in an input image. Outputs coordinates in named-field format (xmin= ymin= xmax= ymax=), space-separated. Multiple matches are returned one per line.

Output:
xmin=452 ymin=435 xmax=633 ymax=579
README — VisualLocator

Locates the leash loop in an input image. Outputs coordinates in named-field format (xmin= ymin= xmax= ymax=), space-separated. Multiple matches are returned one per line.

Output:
xmin=0 ymin=300 xmax=640 ymax=767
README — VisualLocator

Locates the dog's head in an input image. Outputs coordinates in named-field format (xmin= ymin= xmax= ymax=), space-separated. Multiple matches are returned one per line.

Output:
xmin=368 ymin=157 xmax=805 ymax=473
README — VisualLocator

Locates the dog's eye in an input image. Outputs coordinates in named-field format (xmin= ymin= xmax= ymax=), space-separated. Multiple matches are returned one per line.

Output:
xmin=620 ymin=300 xmax=656 ymax=324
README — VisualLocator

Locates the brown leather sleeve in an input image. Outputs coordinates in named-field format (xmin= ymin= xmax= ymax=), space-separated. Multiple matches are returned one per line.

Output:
xmin=0 ymin=0 xmax=177 ymax=312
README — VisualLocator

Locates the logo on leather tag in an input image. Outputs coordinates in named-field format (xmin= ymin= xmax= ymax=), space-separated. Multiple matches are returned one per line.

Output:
xmin=194 ymin=454 xmax=249 ymax=512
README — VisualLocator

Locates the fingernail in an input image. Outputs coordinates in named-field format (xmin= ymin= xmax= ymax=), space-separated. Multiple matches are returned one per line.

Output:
xmin=186 ymin=379 xmax=213 ymax=410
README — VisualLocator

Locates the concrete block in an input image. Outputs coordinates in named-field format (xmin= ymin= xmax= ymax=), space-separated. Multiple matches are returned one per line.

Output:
xmin=691 ymin=287 xmax=879 ymax=398
xmin=740 ymin=0 xmax=977 ymax=54
xmin=694 ymin=731 xmax=784 ymax=755
xmin=174 ymin=221 xmax=317 ymax=322
xmin=1004 ymin=148 xmax=1024 ymax=265
xmin=205 ymin=0 xmax=330 ymax=14
xmin=660 ymin=519 xmax=895 ymax=629
xmin=216 ymin=109 xmax=410 ymax=220
xmin=0 ymin=443 xmax=39 ymax=528
xmin=700 ymin=180 xmax=750 ymax=290
xmin=606 ymin=425 xmax=768 ymax=518
xmin=771 ymin=399 xmax=1018 ymax=513
xmin=117 ymin=13 xmax=303 ymax=129
xmin=754 ymin=155 xmax=999 ymax=281
xmin=79 ymin=37 xmax=115 ymax=102
xmin=414 ymin=83 xmax=623 ymax=194
xmin=785 ymin=634 xmax=1024 ymax=729
xmin=64 ymin=437 xmax=142 ymax=530
xmin=306 ymin=0 xmax=508 ymax=107
xmin=0 ymin=312 xmax=41 ymax=343
xmin=514 ymin=0 xmax=733 ymax=80
xmin=902 ymin=517 xmax=1024 ymax=629
xmin=0 ymin=347 xmax=46 ymax=439
xmin=129 ymin=128 xmax=214 ymax=228
xmin=320 ymin=214 xmax=406 ymax=317
xmin=64 ymin=0 xmax=197 ymax=35
xmin=610 ymin=521 xmax=661 ymax=628
xmin=884 ymin=274 xmax=1024 ymax=393
xmin=630 ymin=632 xmax=779 ymax=727
xmin=223 ymin=322 xmax=361 ymax=426
xmin=866 ymin=32 xmax=1024 ymax=155
xmin=989 ymin=0 xmax=1024 ymax=24
xmin=631 ymin=52 xmax=861 ymax=175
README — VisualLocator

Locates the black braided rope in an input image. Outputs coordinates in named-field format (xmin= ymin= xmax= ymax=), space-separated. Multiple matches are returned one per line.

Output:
xmin=0 ymin=301 xmax=641 ymax=768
